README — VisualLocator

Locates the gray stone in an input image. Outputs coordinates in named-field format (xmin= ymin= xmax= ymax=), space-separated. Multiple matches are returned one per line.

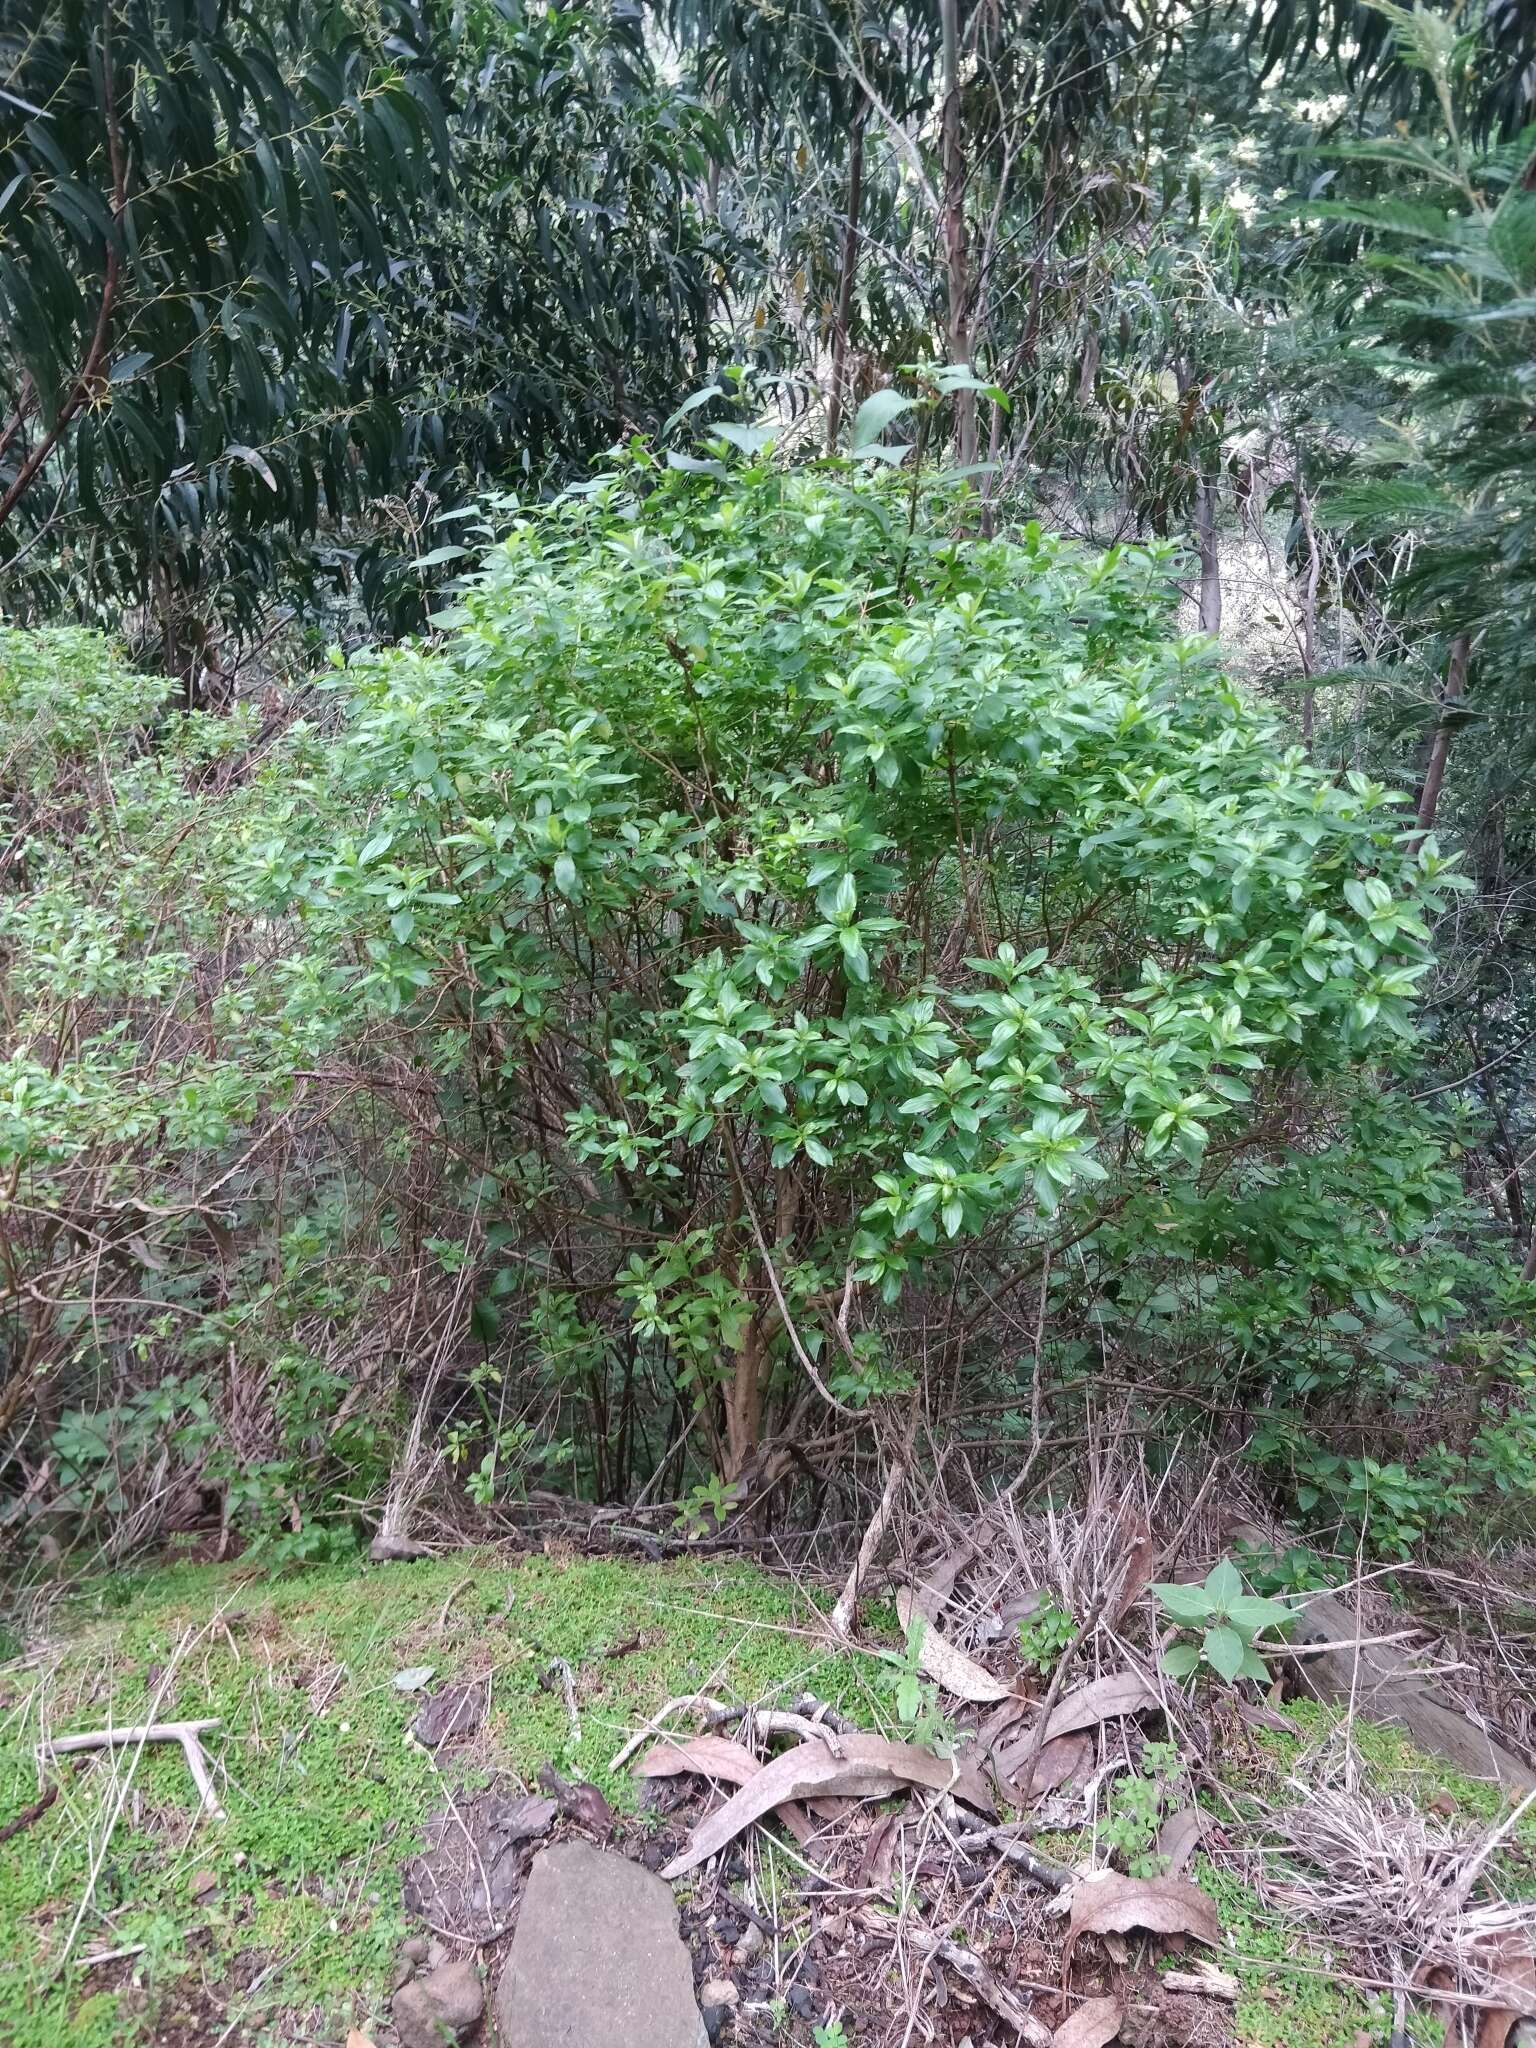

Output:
xmin=734 ymin=1921 xmax=763 ymax=1963
xmin=392 ymin=1958 xmax=484 ymax=2048
xmin=495 ymin=1841 xmax=707 ymax=2048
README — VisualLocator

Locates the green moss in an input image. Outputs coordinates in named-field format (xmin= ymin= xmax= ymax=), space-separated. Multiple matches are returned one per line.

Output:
xmin=0 ymin=1549 xmax=883 ymax=2046
xmin=1194 ymin=1859 xmax=1392 ymax=2048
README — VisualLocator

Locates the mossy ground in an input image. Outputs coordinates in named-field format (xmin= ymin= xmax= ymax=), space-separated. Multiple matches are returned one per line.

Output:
xmin=0 ymin=1546 xmax=887 ymax=2047
xmin=2 ymin=1551 xmax=1527 ymax=2048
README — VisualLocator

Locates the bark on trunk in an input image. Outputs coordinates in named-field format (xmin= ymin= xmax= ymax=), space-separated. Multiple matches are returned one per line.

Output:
xmin=1296 ymin=468 xmax=1322 ymax=751
xmin=1413 ymin=633 xmax=1471 ymax=843
xmin=825 ymin=111 xmax=867 ymax=454
xmin=1194 ymin=476 xmax=1221 ymax=635
xmin=723 ymin=1315 xmax=767 ymax=1480
xmin=939 ymin=0 xmax=977 ymax=465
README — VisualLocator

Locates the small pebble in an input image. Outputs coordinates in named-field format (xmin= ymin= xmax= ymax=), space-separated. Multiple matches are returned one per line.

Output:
xmin=735 ymin=1922 xmax=764 ymax=1962
xmin=787 ymin=1985 xmax=815 ymax=2020
xmin=700 ymin=1977 xmax=738 ymax=2007
xmin=401 ymin=1936 xmax=430 ymax=1964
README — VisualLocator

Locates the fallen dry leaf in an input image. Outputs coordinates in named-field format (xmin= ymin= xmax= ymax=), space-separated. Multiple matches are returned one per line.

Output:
xmin=661 ymin=1733 xmax=994 ymax=1878
xmin=1065 ymin=1871 xmax=1220 ymax=1961
xmin=1109 ymin=1516 xmax=1157 ymax=1626
xmin=1472 ymin=1937 xmax=1536 ymax=2048
xmin=979 ymin=1692 xmax=1031 ymax=1755
xmin=1053 ymin=1994 xmax=1124 ymax=2048
xmin=1042 ymin=1669 xmax=1159 ymax=1742
xmin=999 ymin=1730 xmax=1092 ymax=1804
xmin=537 ymin=1763 xmax=613 ymax=1838
xmin=1155 ymin=1805 xmax=1211 ymax=1879
xmin=636 ymin=1733 xmax=817 ymax=1845
xmin=910 ymin=1537 xmax=981 ymax=1622
xmin=492 ymin=1793 xmax=557 ymax=1841
xmin=345 ymin=2032 xmax=377 ymax=2048
xmin=636 ymin=1735 xmax=761 ymax=1787
xmin=860 ymin=1808 xmax=901 ymax=1888
xmin=895 ymin=1586 xmax=1012 ymax=1703
xmin=411 ymin=1675 xmax=490 ymax=1749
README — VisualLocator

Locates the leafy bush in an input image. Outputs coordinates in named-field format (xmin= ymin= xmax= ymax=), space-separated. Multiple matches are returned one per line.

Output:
xmin=2 ymin=452 xmax=1528 ymax=1557
xmin=302 ymin=446 xmax=1472 ymax=1492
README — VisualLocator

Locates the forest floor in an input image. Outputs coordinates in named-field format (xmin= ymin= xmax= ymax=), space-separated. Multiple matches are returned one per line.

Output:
xmin=2 ymin=1544 xmax=1532 ymax=2048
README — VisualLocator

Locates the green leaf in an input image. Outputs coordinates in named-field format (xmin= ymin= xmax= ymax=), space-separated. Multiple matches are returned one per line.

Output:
xmin=1226 ymin=1595 xmax=1292 ymax=1634
xmin=711 ymin=422 xmax=776 ymax=457
xmin=662 ymin=383 xmax=723 ymax=436
xmin=839 ymin=929 xmax=870 ymax=982
xmin=850 ymin=388 xmax=915 ymax=451
xmin=226 ymin=442 xmax=279 ymax=493
xmin=1162 ymin=1641 xmax=1201 ymax=1679
xmin=1489 ymin=192 xmax=1536 ymax=290
xmin=1203 ymin=1558 xmax=1243 ymax=1612
xmin=1153 ymin=1582 xmax=1213 ymax=1624
xmin=1203 ymin=1624 xmax=1246 ymax=1682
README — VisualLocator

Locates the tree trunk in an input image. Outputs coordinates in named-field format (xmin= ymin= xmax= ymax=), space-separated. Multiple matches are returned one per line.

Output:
xmin=1296 ymin=465 xmax=1322 ymax=751
xmin=939 ymin=0 xmax=977 ymax=464
xmin=723 ymin=1312 xmax=767 ymax=1480
xmin=1413 ymin=633 xmax=1471 ymax=844
xmin=1194 ymin=476 xmax=1221 ymax=634
xmin=825 ymin=109 xmax=867 ymax=454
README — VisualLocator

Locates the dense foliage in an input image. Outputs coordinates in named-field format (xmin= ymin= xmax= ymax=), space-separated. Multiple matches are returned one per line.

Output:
xmin=0 ymin=0 xmax=730 ymax=657
xmin=5 ymin=457 xmax=1531 ymax=1561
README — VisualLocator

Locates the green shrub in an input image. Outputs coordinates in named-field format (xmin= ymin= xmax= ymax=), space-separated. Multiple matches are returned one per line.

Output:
xmin=301 ymin=447 xmax=1473 ymax=1492
xmin=2 ymin=456 xmax=1527 ymax=1557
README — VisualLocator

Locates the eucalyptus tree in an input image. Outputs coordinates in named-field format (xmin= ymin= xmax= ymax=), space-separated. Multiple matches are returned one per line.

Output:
xmin=0 ymin=0 xmax=734 ymax=665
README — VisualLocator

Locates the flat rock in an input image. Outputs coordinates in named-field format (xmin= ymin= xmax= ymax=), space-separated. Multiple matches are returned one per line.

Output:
xmin=495 ymin=1841 xmax=707 ymax=2048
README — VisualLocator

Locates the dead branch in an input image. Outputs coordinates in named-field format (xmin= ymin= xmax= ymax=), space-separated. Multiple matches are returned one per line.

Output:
xmin=39 ymin=1716 xmax=226 ymax=1819
xmin=829 ymin=1452 xmax=906 ymax=1638
xmin=856 ymin=1907 xmax=1053 ymax=2046
xmin=0 ymin=1782 xmax=57 ymax=1845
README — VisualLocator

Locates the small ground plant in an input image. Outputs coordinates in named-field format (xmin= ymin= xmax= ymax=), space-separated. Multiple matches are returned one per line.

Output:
xmin=1153 ymin=1558 xmax=1293 ymax=1683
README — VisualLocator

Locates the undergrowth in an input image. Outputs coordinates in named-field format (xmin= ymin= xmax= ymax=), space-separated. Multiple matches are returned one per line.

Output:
xmin=3 ymin=1551 xmax=1527 ymax=2048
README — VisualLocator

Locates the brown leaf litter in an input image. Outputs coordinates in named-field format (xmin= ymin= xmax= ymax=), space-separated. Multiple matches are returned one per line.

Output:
xmin=659 ymin=1731 xmax=996 ymax=1879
